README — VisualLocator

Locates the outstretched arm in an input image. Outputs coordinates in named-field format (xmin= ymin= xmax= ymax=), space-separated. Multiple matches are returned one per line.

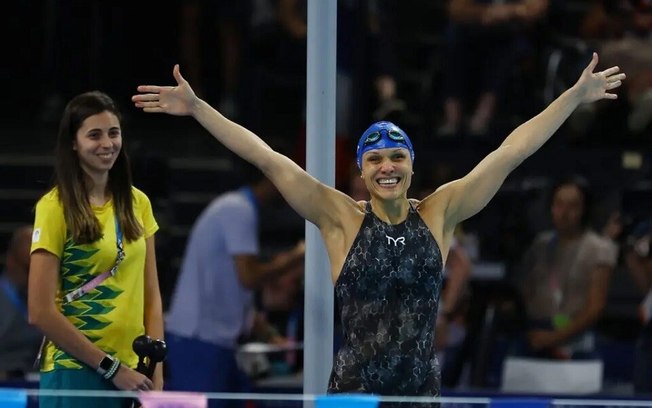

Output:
xmin=430 ymin=53 xmax=625 ymax=228
xmin=132 ymin=66 xmax=344 ymax=228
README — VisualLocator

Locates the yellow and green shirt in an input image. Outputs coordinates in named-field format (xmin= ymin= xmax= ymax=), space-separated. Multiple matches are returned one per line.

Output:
xmin=31 ymin=187 xmax=158 ymax=372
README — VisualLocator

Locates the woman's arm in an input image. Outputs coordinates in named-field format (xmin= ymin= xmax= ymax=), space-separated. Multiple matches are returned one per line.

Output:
xmin=143 ymin=236 xmax=164 ymax=390
xmin=28 ymin=250 xmax=153 ymax=391
xmin=132 ymin=66 xmax=349 ymax=229
xmin=440 ymin=243 xmax=472 ymax=317
xmin=427 ymin=53 xmax=625 ymax=230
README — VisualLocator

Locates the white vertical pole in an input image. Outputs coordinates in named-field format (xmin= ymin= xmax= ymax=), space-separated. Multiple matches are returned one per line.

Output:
xmin=304 ymin=0 xmax=337 ymax=403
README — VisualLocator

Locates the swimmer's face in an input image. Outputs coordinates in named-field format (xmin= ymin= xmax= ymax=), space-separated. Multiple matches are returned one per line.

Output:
xmin=360 ymin=147 xmax=413 ymax=201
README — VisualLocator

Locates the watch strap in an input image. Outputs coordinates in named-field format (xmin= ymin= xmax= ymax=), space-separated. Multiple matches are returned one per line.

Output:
xmin=96 ymin=355 xmax=121 ymax=380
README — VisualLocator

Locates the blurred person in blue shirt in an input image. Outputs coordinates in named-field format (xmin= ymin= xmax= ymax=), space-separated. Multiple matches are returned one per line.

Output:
xmin=164 ymin=172 xmax=304 ymax=408
xmin=0 ymin=225 xmax=42 ymax=380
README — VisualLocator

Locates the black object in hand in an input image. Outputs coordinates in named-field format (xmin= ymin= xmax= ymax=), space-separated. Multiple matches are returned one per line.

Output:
xmin=132 ymin=335 xmax=168 ymax=378
xmin=149 ymin=340 xmax=167 ymax=362
xmin=129 ymin=335 xmax=167 ymax=408
xmin=132 ymin=335 xmax=153 ymax=376
xmin=144 ymin=339 xmax=167 ymax=378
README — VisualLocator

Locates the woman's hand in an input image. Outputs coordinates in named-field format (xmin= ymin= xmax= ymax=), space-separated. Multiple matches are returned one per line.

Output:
xmin=527 ymin=329 xmax=562 ymax=351
xmin=132 ymin=65 xmax=199 ymax=116
xmin=111 ymin=365 xmax=153 ymax=391
xmin=572 ymin=52 xmax=626 ymax=104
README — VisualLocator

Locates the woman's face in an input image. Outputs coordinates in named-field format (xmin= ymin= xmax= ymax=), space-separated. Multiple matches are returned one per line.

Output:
xmin=551 ymin=184 xmax=584 ymax=234
xmin=73 ymin=111 xmax=122 ymax=178
xmin=360 ymin=147 xmax=413 ymax=201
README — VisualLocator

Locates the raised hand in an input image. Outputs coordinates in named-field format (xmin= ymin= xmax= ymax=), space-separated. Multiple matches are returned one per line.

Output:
xmin=573 ymin=52 xmax=626 ymax=104
xmin=132 ymin=65 xmax=198 ymax=116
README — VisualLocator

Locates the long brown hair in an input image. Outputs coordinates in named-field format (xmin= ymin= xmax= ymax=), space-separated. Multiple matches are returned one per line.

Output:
xmin=54 ymin=91 xmax=142 ymax=243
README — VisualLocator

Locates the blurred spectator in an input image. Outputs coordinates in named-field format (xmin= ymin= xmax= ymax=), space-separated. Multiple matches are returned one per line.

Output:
xmin=602 ymin=210 xmax=626 ymax=243
xmin=623 ymin=220 xmax=652 ymax=392
xmin=259 ymin=259 xmax=304 ymax=374
xmin=245 ymin=0 xmax=307 ymax=145
xmin=178 ymin=1 xmax=206 ymax=99
xmin=335 ymin=0 xmax=406 ymax=133
xmin=270 ymin=0 xmax=404 ymax=131
xmin=39 ymin=2 xmax=131 ymax=123
xmin=516 ymin=175 xmax=617 ymax=359
xmin=436 ymin=233 xmax=473 ymax=388
xmin=0 ymin=226 xmax=42 ymax=380
xmin=252 ymin=0 xmax=408 ymax=181
xmin=624 ymin=220 xmax=652 ymax=295
xmin=578 ymin=0 xmax=652 ymax=136
xmin=178 ymin=0 xmax=252 ymax=119
xmin=438 ymin=0 xmax=549 ymax=137
xmin=164 ymin=173 xmax=305 ymax=408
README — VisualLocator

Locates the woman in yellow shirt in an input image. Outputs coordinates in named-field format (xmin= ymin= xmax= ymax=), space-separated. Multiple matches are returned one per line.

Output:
xmin=29 ymin=91 xmax=164 ymax=408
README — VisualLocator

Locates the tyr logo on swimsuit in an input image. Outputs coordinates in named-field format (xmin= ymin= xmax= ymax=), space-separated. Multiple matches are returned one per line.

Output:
xmin=386 ymin=235 xmax=405 ymax=246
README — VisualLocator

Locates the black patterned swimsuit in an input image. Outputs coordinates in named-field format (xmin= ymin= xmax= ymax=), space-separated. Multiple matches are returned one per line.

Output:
xmin=328 ymin=201 xmax=444 ymax=404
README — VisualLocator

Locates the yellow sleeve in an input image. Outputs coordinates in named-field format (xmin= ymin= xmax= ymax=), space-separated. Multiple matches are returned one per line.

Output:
xmin=133 ymin=187 xmax=159 ymax=238
xmin=31 ymin=190 xmax=66 ymax=258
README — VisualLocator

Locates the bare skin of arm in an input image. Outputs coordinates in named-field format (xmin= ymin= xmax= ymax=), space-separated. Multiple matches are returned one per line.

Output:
xmin=418 ymin=53 xmax=625 ymax=260
xmin=28 ymin=250 xmax=152 ymax=391
xmin=133 ymin=55 xmax=622 ymax=283
xmin=133 ymin=66 xmax=367 ymax=282
xmin=233 ymin=241 xmax=305 ymax=290
xmin=143 ymin=236 xmax=164 ymax=390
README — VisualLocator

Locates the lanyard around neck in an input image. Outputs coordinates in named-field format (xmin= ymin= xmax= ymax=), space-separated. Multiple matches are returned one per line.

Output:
xmin=63 ymin=215 xmax=124 ymax=304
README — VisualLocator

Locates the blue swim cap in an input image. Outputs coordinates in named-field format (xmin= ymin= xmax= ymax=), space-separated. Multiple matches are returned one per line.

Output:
xmin=356 ymin=121 xmax=414 ymax=169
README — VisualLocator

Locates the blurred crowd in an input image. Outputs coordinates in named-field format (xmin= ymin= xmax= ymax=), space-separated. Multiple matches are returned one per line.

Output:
xmin=2 ymin=0 xmax=652 ymax=398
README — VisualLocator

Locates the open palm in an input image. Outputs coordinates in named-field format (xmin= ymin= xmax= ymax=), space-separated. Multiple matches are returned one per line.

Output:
xmin=573 ymin=52 xmax=626 ymax=104
xmin=132 ymin=65 xmax=197 ymax=116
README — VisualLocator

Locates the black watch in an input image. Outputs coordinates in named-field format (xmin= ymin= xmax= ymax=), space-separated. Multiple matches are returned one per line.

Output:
xmin=96 ymin=354 xmax=116 ymax=376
